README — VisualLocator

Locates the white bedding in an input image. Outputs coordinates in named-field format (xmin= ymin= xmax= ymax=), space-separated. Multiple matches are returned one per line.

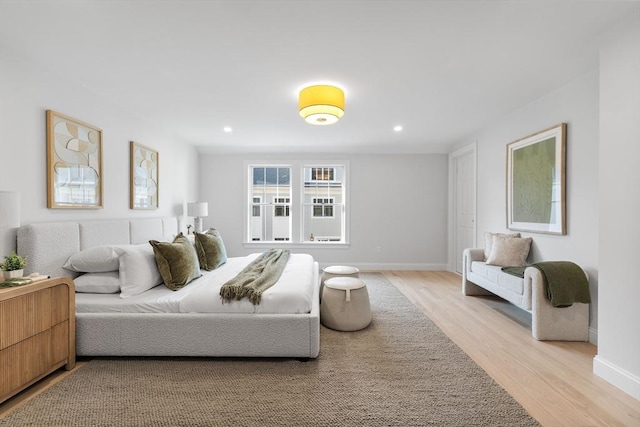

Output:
xmin=76 ymin=253 xmax=316 ymax=315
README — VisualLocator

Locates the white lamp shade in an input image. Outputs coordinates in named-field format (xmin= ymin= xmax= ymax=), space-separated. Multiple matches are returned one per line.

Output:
xmin=0 ymin=191 xmax=20 ymax=228
xmin=187 ymin=202 xmax=208 ymax=218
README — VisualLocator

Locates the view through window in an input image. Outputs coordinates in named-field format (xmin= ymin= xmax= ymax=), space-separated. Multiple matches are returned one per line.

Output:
xmin=248 ymin=164 xmax=346 ymax=243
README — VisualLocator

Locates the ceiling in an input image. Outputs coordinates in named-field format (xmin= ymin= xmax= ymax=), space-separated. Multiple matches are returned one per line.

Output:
xmin=0 ymin=1 xmax=634 ymax=154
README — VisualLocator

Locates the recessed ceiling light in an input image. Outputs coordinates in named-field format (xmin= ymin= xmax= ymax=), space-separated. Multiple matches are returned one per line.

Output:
xmin=223 ymin=126 xmax=232 ymax=133
xmin=394 ymin=125 xmax=403 ymax=132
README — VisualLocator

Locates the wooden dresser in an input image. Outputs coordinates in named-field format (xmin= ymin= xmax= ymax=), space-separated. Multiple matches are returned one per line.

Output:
xmin=0 ymin=277 xmax=75 ymax=403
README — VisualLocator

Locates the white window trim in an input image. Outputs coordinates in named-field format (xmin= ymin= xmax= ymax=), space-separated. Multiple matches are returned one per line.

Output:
xmin=243 ymin=160 xmax=350 ymax=247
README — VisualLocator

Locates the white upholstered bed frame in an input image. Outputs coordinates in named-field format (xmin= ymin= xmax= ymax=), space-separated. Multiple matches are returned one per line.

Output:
xmin=17 ymin=218 xmax=320 ymax=358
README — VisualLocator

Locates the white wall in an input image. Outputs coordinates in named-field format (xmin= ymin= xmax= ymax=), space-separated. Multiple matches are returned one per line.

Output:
xmin=452 ymin=9 xmax=640 ymax=399
xmin=0 ymin=45 xmax=198 ymax=236
xmin=198 ymin=152 xmax=449 ymax=270
xmin=594 ymin=12 xmax=640 ymax=400
xmin=455 ymin=69 xmax=601 ymax=337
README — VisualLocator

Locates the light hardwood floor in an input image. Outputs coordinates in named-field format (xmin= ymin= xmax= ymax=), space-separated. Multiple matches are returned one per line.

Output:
xmin=385 ymin=270 xmax=640 ymax=427
xmin=1 ymin=271 xmax=639 ymax=426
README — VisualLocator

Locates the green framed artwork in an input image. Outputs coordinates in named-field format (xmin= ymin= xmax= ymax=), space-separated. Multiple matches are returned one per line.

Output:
xmin=130 ymin=141 xmax=159 ymax=209
xmin=506 ymin=123 xmax=566 ymax=235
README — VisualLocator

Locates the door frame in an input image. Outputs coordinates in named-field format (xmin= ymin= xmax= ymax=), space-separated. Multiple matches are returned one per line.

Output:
xmin=448 ymin=142 xmax=477 ymax=272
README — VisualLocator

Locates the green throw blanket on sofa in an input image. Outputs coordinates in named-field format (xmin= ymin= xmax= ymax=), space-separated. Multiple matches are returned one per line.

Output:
xmin=501 ymin=261 xmax=591 ymax=307
xmin=220 ymin=249 xmax=290 ymax=305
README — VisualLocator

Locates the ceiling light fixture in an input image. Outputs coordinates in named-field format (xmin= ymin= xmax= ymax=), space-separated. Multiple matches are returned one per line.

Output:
xmin=394 ymin=125 xmax=403 ymax=132
xmin=298 ymin=84 xmax=345 ymax=125
xmin=223 ymin=126 xmax=232 ymax=133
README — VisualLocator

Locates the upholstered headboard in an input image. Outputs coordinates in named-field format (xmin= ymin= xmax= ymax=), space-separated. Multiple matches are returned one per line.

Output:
xmin=17 ymin=217 xmax=179 ymax=279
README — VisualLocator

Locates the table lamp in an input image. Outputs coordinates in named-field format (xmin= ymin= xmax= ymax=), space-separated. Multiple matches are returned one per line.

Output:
xmin=187 ymin=202 xmax=208 ymax=233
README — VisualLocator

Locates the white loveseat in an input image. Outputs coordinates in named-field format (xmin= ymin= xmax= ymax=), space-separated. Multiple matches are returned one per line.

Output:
xmin=462 ymin=247 xmax=590 ymax=341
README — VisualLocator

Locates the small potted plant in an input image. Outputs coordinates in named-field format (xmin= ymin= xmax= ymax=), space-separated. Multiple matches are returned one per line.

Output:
xmin=1 ymin=252 xmax=27 ymax=279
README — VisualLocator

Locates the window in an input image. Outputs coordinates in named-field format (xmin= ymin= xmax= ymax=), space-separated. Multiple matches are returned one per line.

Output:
xmin=303 ymin=165 xmax=345 ymax=242
xmin=312 ymin=197 xmax=334 ymax=218
xmin=249 ymin=166 xmax=291 ymax=242
xmin=252 ymin=197 xmax=261 ymax=217
xmin=246 ymin=162 xmax=347 ymax=244
xmin=311 ymin=167 xmax=334 ymax=181
xmin=274 ymin=197 xmax=290 ymax=217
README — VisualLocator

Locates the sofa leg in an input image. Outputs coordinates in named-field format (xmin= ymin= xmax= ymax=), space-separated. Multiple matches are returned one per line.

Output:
xmin=530 ymin=269 xmax=590 ymax=341
xmin=532 ymin=302 xmax=590 ymax=341
xmin=461 ymin=249 xmax=494 ymax=297
xmin=462 ymin=279 xmax=494 ymax=296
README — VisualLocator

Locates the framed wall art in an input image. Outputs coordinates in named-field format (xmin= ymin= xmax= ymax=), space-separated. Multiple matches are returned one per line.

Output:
xmin=130 ymin=141 xmax=159 ymax=209
xmin=506 ymin=123 xmax=566 ymax=235
xmin=46 ymin=110 xmax=103 ymax=209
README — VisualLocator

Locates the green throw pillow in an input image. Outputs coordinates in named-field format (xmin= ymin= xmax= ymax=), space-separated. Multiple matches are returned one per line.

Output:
xmin=194 ymin=228 xmax=228 ymax=271
xmin=150 ymin=233 xmax=201 ymax=291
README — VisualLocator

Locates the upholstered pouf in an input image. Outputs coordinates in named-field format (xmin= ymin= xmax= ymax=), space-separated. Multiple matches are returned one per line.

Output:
xmin=320 ymin=265 xmax=360 ymax=300
xmin=321 ymin=277 xmax=371 ymax=331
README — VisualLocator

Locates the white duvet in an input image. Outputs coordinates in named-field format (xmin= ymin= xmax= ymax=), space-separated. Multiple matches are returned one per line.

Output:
xmin=75 ymin=253 xmax=316 ymax=315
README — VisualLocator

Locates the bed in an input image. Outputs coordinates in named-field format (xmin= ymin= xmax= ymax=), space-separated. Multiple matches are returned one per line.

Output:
xmin=17 ymin=217 xmax=320 ymax=358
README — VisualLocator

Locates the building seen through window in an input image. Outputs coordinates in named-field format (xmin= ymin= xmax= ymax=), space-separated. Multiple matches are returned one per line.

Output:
xmin=248 ymin=164 xmax=346 ymax=243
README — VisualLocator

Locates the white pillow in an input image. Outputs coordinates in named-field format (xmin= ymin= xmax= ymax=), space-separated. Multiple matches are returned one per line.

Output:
xmin=483 ymin=232 xmax=521 ymax=260
xmin=63 ymin=246 xmax=119 ymax=273
xmin=486 ymin=235 xmax=532 ymax=267
xmin=74 ymin=271 xmax=120 ymax=293
xmin=114 ymin=244 xmax=162 ymax=298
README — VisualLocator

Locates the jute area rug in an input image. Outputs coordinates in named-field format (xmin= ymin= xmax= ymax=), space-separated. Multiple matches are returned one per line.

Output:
xmin=1 ymin=273 xmax=538 ymax=427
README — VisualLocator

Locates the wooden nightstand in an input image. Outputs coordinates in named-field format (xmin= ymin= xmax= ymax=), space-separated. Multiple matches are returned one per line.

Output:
xmin=0 ymin=277 xmax=75 ymax=403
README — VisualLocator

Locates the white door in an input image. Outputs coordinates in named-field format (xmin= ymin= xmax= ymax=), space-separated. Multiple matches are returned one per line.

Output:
xmin=452 ymin=148 xmax=476 ymax=273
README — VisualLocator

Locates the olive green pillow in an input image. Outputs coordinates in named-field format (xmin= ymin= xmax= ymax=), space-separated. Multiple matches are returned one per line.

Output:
xmin=194 ymin=228 xmax=228 ymax=271
xmin=149 ymin=233 xmax=201 ymax=291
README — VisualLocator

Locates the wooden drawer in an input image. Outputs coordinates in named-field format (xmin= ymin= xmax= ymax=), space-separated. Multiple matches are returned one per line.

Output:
xmin=0 ymin=278 xmax=75 ymax=403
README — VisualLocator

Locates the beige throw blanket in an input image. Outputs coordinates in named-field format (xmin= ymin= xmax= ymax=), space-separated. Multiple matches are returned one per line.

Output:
xmin=220 ymin=249 xmax=290 ymax=305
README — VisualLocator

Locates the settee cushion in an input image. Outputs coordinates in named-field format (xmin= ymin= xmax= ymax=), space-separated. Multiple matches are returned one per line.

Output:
xmin=470 ymin=261 xmax=524 ymax=295
xmin=486 ymin=235 xmax=532 ymax=267
xmin=484 ymin=232 xmax=521 ymax=260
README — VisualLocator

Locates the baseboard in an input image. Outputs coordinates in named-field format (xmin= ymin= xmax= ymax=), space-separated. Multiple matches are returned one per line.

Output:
xmin=593 ymin=355 xmax=640 ymax=399
xmin=589 ymin=327 xmax=598 ymax=345
xmin=319 ymin=263 xmax=449 ymax=272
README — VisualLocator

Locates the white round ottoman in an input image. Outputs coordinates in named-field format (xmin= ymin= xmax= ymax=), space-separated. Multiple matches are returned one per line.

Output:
xmin=320 ymin=265 xmax=360 ymax=299
xmin=321 ymin=277 xmax=371 ymax=332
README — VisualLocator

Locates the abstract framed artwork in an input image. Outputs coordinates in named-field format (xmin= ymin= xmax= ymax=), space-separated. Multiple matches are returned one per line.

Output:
xmin=130 ymin=141 xmax=159 ymax=209
xmin=46 ymin=110 xmax=103 ymax=209
xmin=506 ymin=123 xmax=566 ymax=235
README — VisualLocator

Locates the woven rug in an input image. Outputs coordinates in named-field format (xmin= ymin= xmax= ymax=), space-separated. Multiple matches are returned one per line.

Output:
xmin=0 ymin=273 xmax=538 ymax=426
